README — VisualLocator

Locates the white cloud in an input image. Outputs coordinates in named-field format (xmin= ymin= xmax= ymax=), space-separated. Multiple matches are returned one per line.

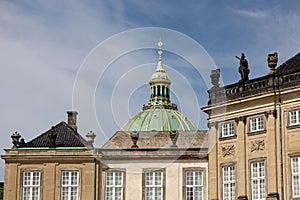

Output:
xmin=232 ymin=9 xmax=269 ymax=19
xmin=1 ymin=0 xmax=300 ymax=182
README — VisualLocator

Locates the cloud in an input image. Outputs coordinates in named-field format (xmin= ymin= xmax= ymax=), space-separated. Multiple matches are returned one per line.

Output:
xmin=232 ymin=9 xmax=269 ymax=19
xmin=0 ymin=0 xmax=130 ymax=181
xmin=1 ymin=0 xmax=300 ymax=182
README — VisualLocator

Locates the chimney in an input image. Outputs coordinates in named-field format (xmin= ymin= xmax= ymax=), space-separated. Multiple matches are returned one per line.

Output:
xmin=67 ymin=111 xmax=78 ymax=131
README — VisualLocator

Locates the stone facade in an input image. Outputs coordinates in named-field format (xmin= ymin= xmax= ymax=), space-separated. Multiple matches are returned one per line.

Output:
xmin=2 ymin=149 xmax=99 ymax=200
xmin=2 ymin=51 xmax=300 ymax=200
xmin=202 ymin=52 xmax=300 ymax=199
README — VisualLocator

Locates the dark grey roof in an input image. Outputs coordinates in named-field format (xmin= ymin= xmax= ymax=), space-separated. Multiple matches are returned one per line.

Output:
xmin=277 ymin=52 xmax=300 ymax=75
xmin=19 ymin=122 xmax=89 ymax=148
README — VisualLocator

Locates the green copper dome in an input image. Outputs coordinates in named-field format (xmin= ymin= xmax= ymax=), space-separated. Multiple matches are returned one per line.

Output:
xmin=120 ymin=41 xmax=199 ymax=132
xmin=120 ymin=107 xmax=198 ymax=131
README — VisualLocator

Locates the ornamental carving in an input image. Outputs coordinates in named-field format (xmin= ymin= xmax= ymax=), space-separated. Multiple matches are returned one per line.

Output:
xmin=222 ymin=144 xmax=235 ymax=157
xmin=268 ymin=52 xmax=278 ymax=74
xmin=250 ymin=140 xmax=265 ymax=152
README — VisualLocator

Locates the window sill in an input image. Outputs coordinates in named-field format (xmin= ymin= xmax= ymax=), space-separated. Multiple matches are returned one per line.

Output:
xmin=219 ymin=135 xmax=237 ymax=141
xmin=287 ymin=124 xmax=300 ymax=130
xmin=247 ymin=130 xmax=266 ymax=136
xmin=291 ymin=197 xmax=300 ymax=200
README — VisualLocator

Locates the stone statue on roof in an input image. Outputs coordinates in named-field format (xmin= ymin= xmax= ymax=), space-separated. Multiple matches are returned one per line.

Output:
xmin=236 ymin=53 xmax=250 ymax=81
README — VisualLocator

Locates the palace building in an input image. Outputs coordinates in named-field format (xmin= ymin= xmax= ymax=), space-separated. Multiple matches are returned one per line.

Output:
xmin=2 ymin=41 xmax=300 ymax=200
xmin=202 ymin=52 xmax=300 ymax=199
xmin=1 ymin=43 xmax=208 ymax=200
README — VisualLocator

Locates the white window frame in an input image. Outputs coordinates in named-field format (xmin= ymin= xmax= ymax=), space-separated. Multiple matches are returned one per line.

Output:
xmin=291 ymin=156 xmax=300 ymax=198
xmin=289 ymin=110 xmax=300 ymax=126
xmin=22 ymin=171 xmax=41 ymax=200
xmin=250 ymin=161 xmax=266 ymax=200
xmin=144 ymin=170 xmax=164 ymax=200
xmin=222 ymin=165 xmax=236 ymax=200
xmin=221 ymin=122 xmax=235 ymax=138
xmin=250 ymin=116 xmax=264 ymax=133
xmin=60 ymin=170 xmax=79 ymax=200
xmin=185 ymin=170 xmax=203 ymax=200
xmin=105 ymin=171 xmax=124 ymax=200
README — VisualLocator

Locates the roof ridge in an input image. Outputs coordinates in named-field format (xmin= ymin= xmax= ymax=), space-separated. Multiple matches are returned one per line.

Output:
xmin=18 ymin=121 xmax=89 ymax=148
xmin=276 ymin=52 xmax=300 ymax=74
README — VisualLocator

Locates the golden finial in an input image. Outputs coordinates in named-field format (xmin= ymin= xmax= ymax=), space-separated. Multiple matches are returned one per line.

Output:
xmin=157 ymin=40 xmax=164 ymax=61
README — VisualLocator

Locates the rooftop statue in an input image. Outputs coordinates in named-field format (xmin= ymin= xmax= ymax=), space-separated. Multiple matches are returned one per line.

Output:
xmin=236 ymin=53 xmax=250 ymax=81
xmin=210 ymin=68 xmax=220 ymax=88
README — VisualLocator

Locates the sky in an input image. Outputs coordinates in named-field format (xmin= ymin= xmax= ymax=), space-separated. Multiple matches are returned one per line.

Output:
xmin=1 ymin=0 xmax=300 ymax=181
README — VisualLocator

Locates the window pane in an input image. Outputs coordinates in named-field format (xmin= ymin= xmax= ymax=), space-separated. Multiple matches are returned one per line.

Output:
xmin=61 ymin=171 xmax=79 ymax=200
xmin=250 ymin=117 xmax=264 ymax=132
xmin=222 ymin=166 xmax=235 ymax=200
xmin=71 ymin=172 xmax=78 ymax=186
xmin=23 ymin=187 xmax=30 ymax=200
xmin=145 ymin=171 xmax=163 ymax=200
xmin=185 ymin=171 xmax=203 ymax=200
xmin=292 ymin=157 xmax=300 ymax=197
xmin=105 ymin=172 xmax=123 ymax=200
xmin=290 ymin=110 xmax=300 ymax=125
xmin=222 ymin=123 xmax=235 ymax=137
xmin=22 ymin=171 xmax=40 ymax=200
xmin=251 ymin=161 xmax=265 ymax=200
xmin=115 ymin=172 xmax=123 ymax=186
xmin=155 ymin=172 xmax=162 ymax=186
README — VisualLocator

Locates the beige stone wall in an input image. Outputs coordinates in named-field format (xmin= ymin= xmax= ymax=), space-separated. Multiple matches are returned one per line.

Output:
xmin=101 ymin=160 xmax=208 ymax=200
xmin=204 ymin=88 xmax=300 ymax=199
xmin=2 ymin=149 xmax=99 ymax=200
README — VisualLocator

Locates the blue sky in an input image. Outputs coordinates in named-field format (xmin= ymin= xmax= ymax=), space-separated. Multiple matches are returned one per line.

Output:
xmin=1 ymin=0 xmax=300 ymax=181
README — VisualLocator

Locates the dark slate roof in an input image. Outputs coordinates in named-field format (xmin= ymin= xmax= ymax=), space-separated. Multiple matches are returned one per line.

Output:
xmin=277 ymin=52 xmax=300 ymax=75
xmin=19 ymin=122 xmax=89 ymax=148
xmin=102 ymin=130 xmax=208 ymax=149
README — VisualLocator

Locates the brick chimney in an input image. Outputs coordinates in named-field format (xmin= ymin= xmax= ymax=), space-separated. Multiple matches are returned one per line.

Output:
xmin=67 ymin=111 xmax=78 ymax=131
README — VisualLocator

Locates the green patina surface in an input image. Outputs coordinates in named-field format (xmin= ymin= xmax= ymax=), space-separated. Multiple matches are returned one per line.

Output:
xmin=120 ymin=107 xmax=198 ymax=132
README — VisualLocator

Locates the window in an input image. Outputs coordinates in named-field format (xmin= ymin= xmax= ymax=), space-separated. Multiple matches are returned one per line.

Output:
xmin=144 ymin=170 xmax=164 ymax=200
xmin=292 ymin=156 xmax=300 ymax=197
xmin=250 ymin=161 xmax=266 ymax=200
xmin=250 ymin=116 xmax=264 ymax=132
xmin=222 ymin=165 xmax=236 ymax=200
xmin=105 ymin=171 xmax=123 ymax=200
xmin=60 ymin=171 xmax=79 ymax=200
xmin=22 ymin=171 xmax=41 ymax=200
xmin=221 ymin=122 xmax=235 ymax=138
xmin=185 ymin=171 xmax=203 ymax=200
xmin=290 ymin=110 xmax=300 ymax=126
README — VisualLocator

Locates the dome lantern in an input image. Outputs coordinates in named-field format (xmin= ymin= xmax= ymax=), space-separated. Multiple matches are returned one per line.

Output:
xmin=148 ymin=41 xmax=171 ymax=105
xmin=120 ymin=41 xmax=198 ymax=132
